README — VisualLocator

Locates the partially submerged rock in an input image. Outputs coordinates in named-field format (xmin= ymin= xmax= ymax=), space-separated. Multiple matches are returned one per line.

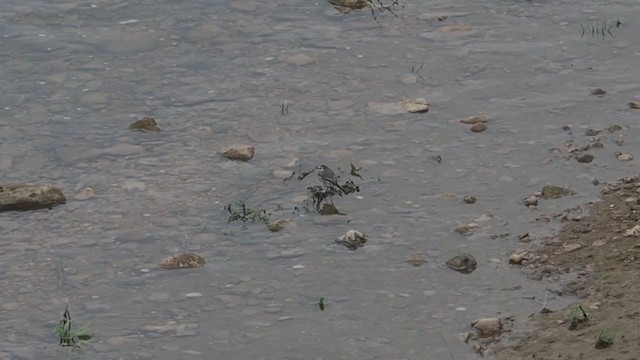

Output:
xmin=267 ymin=219 xmax=293 ymax=232
xmin=0 ymin=184 xmax=66 ymax=212
xmin=128 ymin=116 xmax=161 ymax=132
xmin=319 ymin=203 xmax=342 ymax=215
xmin=158 ymin=253 xmax=205 ymax=269
xmin=328 ymin=0 xmax=370 ymax=10
xmin=73 ymin=186 xmax=95 ymax=201
xmin=335 ymin=230 xmax=367 ymax=250
xmin=472 ymin=317 xmax=503 ymax=337
xmin=541 ymin=185 xmax=575 ymax=199
xmin=221 ymin=144 xmax=255 ymax=162
xmin=457 ymin=115 xmax=489 ymax=124
xmin=367 ymin=98 xmax=429 ymax=115
xmin=405 ymin=252 xmax=428 ymax=267
xmin=446 ymin=253 xmax=477 ymax=274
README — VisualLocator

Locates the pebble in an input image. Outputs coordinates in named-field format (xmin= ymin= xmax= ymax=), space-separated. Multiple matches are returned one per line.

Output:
xmin=470 ymin=123 xmax=487 ymax=133
xmin=472 ymin=318 xmax=503 ymax=337
xmin=462 ymin=195 xmax=476 ymax=204
xmin=457 ymin=115 xmax=489 ymax=124
xmin=629 ymin=101 xmax=640 ymax=109
xmin=590 ymin=88 xmax=606 ymax=96
xmin=185 ymin=292 xmax=202 ymax=298
xmin=284 ymin=53 xmax=315 ymax=66
xmin=509 ymin=252 xmax=526 ymax=265
xmin=576 ymin=153 xmax=594 ymax=163
xmin=616 ymin=152 xmax=633 ymax=161
xmin=74 ymin=186 xmax=95 ymax=200
xmin=121 ymin=180 xmax=146 ymax=191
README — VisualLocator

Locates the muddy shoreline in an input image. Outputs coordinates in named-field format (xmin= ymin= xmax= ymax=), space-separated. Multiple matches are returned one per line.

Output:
xmin=493 ymin=175 xmax=640 ymax=359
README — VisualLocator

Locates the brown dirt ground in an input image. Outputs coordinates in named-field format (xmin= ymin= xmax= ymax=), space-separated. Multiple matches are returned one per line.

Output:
xmin=493 ymin=176 xmax=640 ymax=360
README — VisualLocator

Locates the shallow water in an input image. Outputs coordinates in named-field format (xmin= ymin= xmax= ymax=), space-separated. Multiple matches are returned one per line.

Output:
xmin=1 ymin=0 xmax=639 ymax=359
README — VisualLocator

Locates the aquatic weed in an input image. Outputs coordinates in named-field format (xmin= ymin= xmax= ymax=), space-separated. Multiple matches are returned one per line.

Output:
xmin=56 ymin=301 xmax=92 ymax=347
xmin=225 ymin=201 xmax=271 ymax=227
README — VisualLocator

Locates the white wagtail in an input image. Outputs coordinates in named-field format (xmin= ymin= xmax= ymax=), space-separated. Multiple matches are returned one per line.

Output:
xmin=316 ymin=165 xmax=347 ymax=193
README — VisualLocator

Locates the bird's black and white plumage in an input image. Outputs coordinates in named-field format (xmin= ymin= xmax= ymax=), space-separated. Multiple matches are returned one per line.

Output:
xmin=316 ymin=165 xmax=347 ymax=193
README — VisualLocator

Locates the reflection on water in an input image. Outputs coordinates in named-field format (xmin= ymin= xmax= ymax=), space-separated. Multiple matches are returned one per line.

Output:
xmin=1 ymin=0 xmax=639 ymax=358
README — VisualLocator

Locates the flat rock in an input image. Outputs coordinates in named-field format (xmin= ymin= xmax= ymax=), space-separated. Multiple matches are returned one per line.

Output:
xmin=0 ymin=184 xmax=66 ymax=212
xmin=457 ymin=115 xmax=489 ymax=124
xmin=368 ymin=98 xmax=429 ymax=115
xmin=284 ymin=53 xmax=315 ymax=66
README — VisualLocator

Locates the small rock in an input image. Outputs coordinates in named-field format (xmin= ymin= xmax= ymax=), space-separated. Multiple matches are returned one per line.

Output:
xmin=445 ymin=253 xmax=477 ymax=274
xmin=267 ymin=219 xmax=293 ymax=232
xmin=585 ymin=128 xmax=600 ymax=136
xmin=470 ymin=123 xmax=487 ymax=133
xmin=367 ymin=98 xmax=429 ymax=115
xmin=523 ymin=196 xmax=539 ymax=207
xmin=458 ymin=332 xmax=471 ymax=343
xmin=402 ymin=98 xmax=429 ymax=113
xmin=457 ymin=115 xmax=489 ymax=124
xmin=74 ymin=186 xmax=95 ymax=200
xmin=285 ymin=53 xmax=315 ymax=66
xmin=590 ymin=88 xmax=606 ymax=96
xmin=592 ymin=239 xmax=607 ymax=247
xmin=462 ymin=195 xmax=476 ymax=204
xmin=158 ymin=253 xmax=205 ymax=269
xmin=128 ymin=116 xmax=161 ymax=132
xmin=471 ymin=318 xmax=503 ymax=337
xmin=185 ymin=292 xmax=202 ymax=298
xmin=318 ymin=203 xmax=343 ymax=216
xmin=576 ymin=153 xmax=594 ymax=163
xmin=454 ymin=223 xmax=479 ymax=236
xmin=607 ymin=124 xmax=623 ymax=133
xmin=616 ymin=152 xmax=633 ymax=161
xmin=624 ymin=224 xmax=640 ymax=237
xmin=541 ymin=185 xmax=575 ymax=199
xmin=405 ymin=252 xmax=428 ymax=267
xmin=221 ymin=144 xmax=254 ymax=162
xmin=562 ymin=243 xmax=582 ymax=253
xmin=335 ymin=230 xmax=367 ymax=250
xmin=509 ymin=252 xmax=526 ymax=265
xmin=629 ymin=101 xmax=640 ymax=109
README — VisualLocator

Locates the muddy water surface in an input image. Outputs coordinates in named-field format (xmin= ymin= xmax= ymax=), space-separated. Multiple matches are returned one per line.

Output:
xmin=1 ymin=0 xmax=639 ymax=359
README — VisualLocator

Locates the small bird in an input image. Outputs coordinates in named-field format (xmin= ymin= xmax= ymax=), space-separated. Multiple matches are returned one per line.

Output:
xmin=316 ymin=165 xmax=347 ymax=193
